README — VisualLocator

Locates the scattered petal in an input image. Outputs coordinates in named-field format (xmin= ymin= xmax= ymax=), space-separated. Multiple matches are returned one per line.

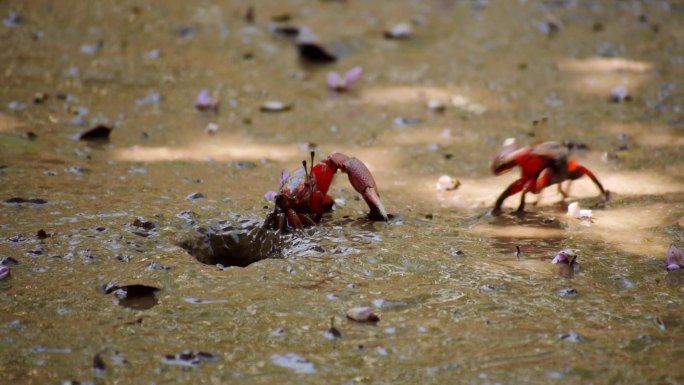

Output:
xmin=551 ymin=249 xmax=575 ymax=264
xmin=271 ymin=353 xmax=316 ymax=374
xmin=559 ymin=330 xmax=583 ymax=342
xmin=7 ymin=101 xmax=27 ymax=111
xmin=327 ymin=67 xmax=363 ymax=92
xmin=609 ymin=86 xmax=632 ymax=103
xmin=3 ymin=12 xmax=23 ymax=27
xmin=136 ymin=92 xmax=163 ymax=107
xmin=0 ymin=266 xmax=10 ymax=280
xmin=195 ymin=90 xmax=220 ymax=112
xmin=144 ymin=49 xmax=161 ymax=59
xmin=81 ymin=41 xmax=104 ymax=55
xmin=666 ymin=244 xmax=684 ymax=270
xmin=535 ymin=19 xmax=562 ymax=36
xmin=265 ymin=191 xmax=278 ymax=201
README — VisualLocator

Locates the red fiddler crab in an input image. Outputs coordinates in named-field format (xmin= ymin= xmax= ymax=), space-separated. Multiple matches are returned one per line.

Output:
xmin=264 ymin=152 xmax=388 ymax=230
xmin=491 ymin=139 xmax=609 ymax=213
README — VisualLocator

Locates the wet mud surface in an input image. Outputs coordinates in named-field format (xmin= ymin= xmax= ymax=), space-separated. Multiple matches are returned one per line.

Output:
xmin=1 ymin=1 xmax=684 ymax=384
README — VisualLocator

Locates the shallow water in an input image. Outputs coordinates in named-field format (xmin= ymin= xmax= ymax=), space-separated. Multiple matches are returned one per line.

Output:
xmin=1 ymin=0 xmax=684 ymax=384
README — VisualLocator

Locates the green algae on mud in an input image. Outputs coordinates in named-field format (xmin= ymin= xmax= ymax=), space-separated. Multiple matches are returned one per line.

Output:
xmin=1 ymin=0 xmax=684 ymax=384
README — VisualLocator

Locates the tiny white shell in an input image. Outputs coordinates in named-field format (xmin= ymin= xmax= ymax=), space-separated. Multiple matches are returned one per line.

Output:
xmin=204 ymin=122 xmax=219 ymax=135
xmin=346 ymin=307 xmax=379 ymax=322
xmin=260 ymin=101 xmax=292 ymax=112
xmin=567 ymin=202 xmax=580 ymax=218
xmin=427 ymin=99 xmax=446 ymax=112
xmin=384 ymin=23 xmax=413 ymax=39
xmin=579 ymin=209 xmax=593 ymax=219
xmin=436 ymin=175 xmax=460 ymax=191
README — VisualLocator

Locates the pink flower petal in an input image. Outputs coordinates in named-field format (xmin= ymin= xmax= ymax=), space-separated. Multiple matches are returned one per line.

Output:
xmin=551 ymin=254 xmax=566 ymax=264
xmin=265 ymin=191 xmax=277 ymax=201
xmin=343 ymin=66 xmax=363 ymax=87
xmin=667 ymin=244 xmax=684 ymax=267
xmin=327 ymin=72 xmax=344 ymax=91
xmin=195 ymin=89 xmax=220 ymax=111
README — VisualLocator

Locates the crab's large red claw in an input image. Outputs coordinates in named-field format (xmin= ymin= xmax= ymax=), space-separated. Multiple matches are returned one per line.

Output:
xmin=362 ymin=186 xmax=388 ymax=221
xmin=325 ymin=154 xmax=388 ymax=221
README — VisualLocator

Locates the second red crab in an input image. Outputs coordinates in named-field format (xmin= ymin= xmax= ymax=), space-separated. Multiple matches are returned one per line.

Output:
xmin=491 ymin=140 xmax=609 ymax=213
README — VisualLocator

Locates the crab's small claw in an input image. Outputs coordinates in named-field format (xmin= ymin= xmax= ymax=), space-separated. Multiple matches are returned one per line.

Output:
xmin=362 ymin=186 xmax=388 ymax=221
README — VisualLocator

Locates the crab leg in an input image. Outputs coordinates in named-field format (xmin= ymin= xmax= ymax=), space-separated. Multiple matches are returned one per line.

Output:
xmin=287 ymin=209 xmax=303 ymax=229
xmin=567 ymin=161 xmax=607 ymax=198
xmin=493 ymin=178 xmax=528 ymax=213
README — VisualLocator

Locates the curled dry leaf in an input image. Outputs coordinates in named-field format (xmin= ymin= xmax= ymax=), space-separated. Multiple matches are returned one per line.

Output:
xmin=78 ymin=125 xmax=112 ymax=141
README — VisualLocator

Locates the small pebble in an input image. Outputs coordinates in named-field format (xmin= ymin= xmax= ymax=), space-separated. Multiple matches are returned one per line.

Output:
xmin=260 ymin=101 xmax=292 ymax=112
xmin=436 ymin=175 xmax=460 ymax=191
xmin=186 ymin=192 xmax=206 ymax=201
xmin=427 ymin=99 xmax=446 ymax=112
xmin=384 ymin=23 xmax=413 ymax=39
xmin=609 ymin=86 xmax=633 ymax=103
xmin=204 ymin=122 xmax=219 ymax=135
xmin=7 ymin=101 xmax=27 ymax=111
xmin=346 ymin=307 xmax=379 ymax=323
xmin=559 ymin=330 xmax=583 ymax=342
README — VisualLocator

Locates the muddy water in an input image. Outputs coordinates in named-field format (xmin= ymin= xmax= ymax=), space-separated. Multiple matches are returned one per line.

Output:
xmin=1 ymin=0 xmax=684 ymax=383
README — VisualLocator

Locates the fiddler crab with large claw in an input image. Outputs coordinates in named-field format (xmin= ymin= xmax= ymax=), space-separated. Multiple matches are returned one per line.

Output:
xmin=264 ymin=152 xmax=388 ymax=231
xmin=491 ymin=139 xmax=610 ymax=214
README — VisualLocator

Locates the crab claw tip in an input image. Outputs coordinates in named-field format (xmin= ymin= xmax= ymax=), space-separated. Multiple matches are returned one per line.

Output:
xmin=363 ymin=187 xmax=388 ymax=221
